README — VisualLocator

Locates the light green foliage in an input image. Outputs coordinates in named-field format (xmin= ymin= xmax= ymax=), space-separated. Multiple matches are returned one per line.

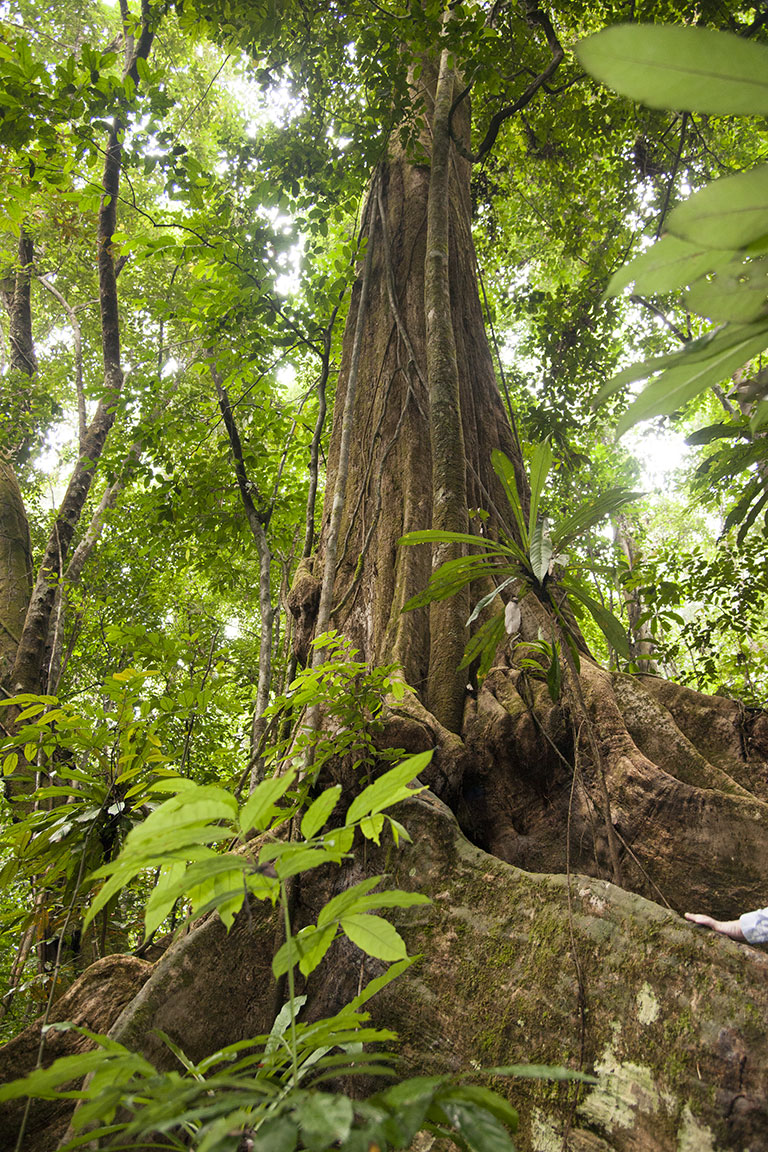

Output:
xmin=0 ymin=670 xmax=184 ymax=963
xmin=579 ymin=25 xmax=768 ymax=439
xmin=263 ymin=632 xmax=412 ymax=782
xmin=0 ymin=1011 xmax=532 ymax=1151
xmin=577 ymin=24 xmax=768 ymax=117
xmin=82 ymin=746 xmax=430 ymax=956
xmin=623 ymin=531 xmax=768 ymax=702
xmin=401 ymin=446 xmax=639 ymax=676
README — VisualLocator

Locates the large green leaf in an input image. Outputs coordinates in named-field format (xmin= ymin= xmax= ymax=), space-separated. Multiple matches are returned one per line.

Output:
xmin=529 ymin=520 xmax=553 ymax=585
xmin=239 ymin=767 xmax=296 ymax=835
xmin=527 ymin=440 xmax=553 ymax=542
xmin=668 ymin=165 xmax=768 ymax=251
xmin=576 ymin=25 xmax=768 ymax=115
xmin=491 ymin=449 xmax=528 ymax=546
xmin=301 ymin=785 xmax=342 ymax=840
xmin=458 ymin=611 xmax=508 ymax=676
xmin=442 ymin=1084 xmax=518 ymax=1134
xmin=318 ymin=876 xmax=386 ymax=927
xmin=615 ymin=325 xmax=768 ymax=435
xmin=685 ymin=255 xmax=768 ymax=323
xmin=562 ymin=577 xmax=630 ymax=658
xmin=339 ymin=912 xmax=408 ymax=962
xmin=552 ymin=488 xmax=641 ymax=550
xmin=404 ymin=555 xmax=518 ymax=612
xmin=345 ymin=752 xmax=431 ymax=824
xmin=298 ymin=1093 xmax=353 ymax=1152
xmin=606 ymin=234 xmax=733 ymax=298
xmin=685 ymin=422 xmax=745 ymax=445
xmin=399 ymin=529 xmax=501 ymax=550
xmin=272 ymin=923 xmax=337 ymax=978
xmin=431 ymin=1096 xmax=516 ymax=1152
xmin=594 ymin=323 xmax=759 ymax=405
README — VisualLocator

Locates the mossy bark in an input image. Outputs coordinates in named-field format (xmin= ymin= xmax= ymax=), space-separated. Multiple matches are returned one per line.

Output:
xmin=0 ymin=459 xmax=32 ymax=688
xmin=11 ymin=801 xmax=768 ymax=1151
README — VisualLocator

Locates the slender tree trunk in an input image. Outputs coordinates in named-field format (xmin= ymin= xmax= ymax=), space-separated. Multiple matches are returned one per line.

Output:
xmin=210 ymin=363 xmax=275 ymax=789
xmin=613 ymin=514 xmax=658 ymax=674
xmin=0 ymin=463 xmax=32 ymax=691
xmin=10 ymin=125 xmax=125 ymax=701
xmin=0 ymin=232 xmax=37 ymax=688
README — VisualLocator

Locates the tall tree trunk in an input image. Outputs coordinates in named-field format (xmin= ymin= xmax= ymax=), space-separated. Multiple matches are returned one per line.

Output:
xmin=302 ymin=87 xmax=525 ymax=702
xmin=303 ymin=55 xmax=768 ymax=917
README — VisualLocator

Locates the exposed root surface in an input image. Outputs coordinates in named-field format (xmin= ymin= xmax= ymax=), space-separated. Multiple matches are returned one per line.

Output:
xmin=452 ymin=659 xmax=768 ymax=918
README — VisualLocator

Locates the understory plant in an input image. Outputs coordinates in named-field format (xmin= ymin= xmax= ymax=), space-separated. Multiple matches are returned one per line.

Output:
xmin=0 ymin=647 xmax=591 ymax=1149
xmin=400 ymin=442 xmax=639 ymax=678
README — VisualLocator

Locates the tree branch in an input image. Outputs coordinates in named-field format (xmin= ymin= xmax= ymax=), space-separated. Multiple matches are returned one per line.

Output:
xmin=450 ymin=2 xmax=564 ymax=164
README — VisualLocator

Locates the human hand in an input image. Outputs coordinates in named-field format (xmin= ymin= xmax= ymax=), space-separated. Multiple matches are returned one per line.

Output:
xmin=684 ymin=913 xmax=745 ymax=940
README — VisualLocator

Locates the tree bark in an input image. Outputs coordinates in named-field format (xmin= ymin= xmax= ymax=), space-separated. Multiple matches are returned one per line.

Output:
xmin=424 ymin=44 xmax=470 ymax=731
xmin=304 ymin=41 xmax=768 ymax=918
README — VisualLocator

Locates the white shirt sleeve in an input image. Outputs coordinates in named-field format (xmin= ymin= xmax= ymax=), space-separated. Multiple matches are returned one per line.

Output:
xmin=739 ymin=907 xmax=768 ymax=943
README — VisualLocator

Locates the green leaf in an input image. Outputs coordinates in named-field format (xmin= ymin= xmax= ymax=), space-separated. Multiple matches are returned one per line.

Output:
xmin=273 ymin=924 xmax=337 ymax=978
xmin=552 ymin=489 xmax=641 ymax=550
xmin=265 ymin=994 xmax=307 ymax=1055
xmin=339 ymin=913 xmax=408 ymax=961
xmin=443 ymin=1084 xmax=518 ymax=1133
xmin=466 ymin=575 xmax=517 ymax=627
xmin=605 ymin=235 xmax=733 ymax=298
xmin=301 ymin=785 xmax=341 ymax=839
xmin=562 ymin=578 xmax=630 ymax=657
xmin=359 ymin=813 xmax=385 ymax=843
xmin=576 ymin=25 xmax=768 ymax=116
xmin=143 ymin=859 xmax=187 ymax=936
xmin=431 ymin=1096 xmax=515 ymax=1152
xmin=751 ymin=398 xmax=768 ymax=431
xmin=399 ymin=529 xmax=501 ymax=550
xmin=345 ymin=752 xmax=430 ymax=824
xmin=318 ymin=876 xmax=386 ymax=928
xmin=491 ymin=450 xmax=528 ymax=547
xmin=527 ymin=440 xmax=554 ymax=542
xmin=250 ymin=1117 xmax=299 ymax=1152
xmin=668 ymin=165 xmax=768 ymax=252
xmin=594 ymin=323 xmax=762 ymax=405
xmin=298 ymin=1092 xmax=353 ymax=1152
xmin=685 ymin=255 xmax=768 ymax=323
xmin=273 ymin=845 xmax=346 ymax=882
xmin=529 ymin=519 xmax=553 ymax=585
xmin=485 ymin=1063 xmax=596 ymax=1082
xmin=615 ymin=325 xmax=768 ymax=435
xmin=404 ymin=553 xmax=514 ymax=611
xmin=376 ymin=1075 xmax=448 ymax=1144
xmin=458 ymin=611 xmax=507 ymax=677
xmin=240 ymin=768 xmax=296 ymax=834
xmin=685 ymin=422 xmax=744 ymax=446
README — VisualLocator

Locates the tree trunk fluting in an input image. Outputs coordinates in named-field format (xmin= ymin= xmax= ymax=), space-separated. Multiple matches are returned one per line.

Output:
xmin=307 ymin=50 xmax=768 ymax=917
xmin=309 ymin=70 xmax=525 ymax=710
